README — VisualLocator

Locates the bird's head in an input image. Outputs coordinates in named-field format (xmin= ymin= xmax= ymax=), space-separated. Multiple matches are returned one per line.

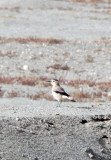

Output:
xmin=47 ymin=79 xmax=59 ymax=86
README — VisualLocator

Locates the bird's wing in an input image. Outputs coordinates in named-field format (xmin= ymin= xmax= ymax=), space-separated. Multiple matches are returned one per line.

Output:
xmin=53 ymin=86 xmax=69 ymax=97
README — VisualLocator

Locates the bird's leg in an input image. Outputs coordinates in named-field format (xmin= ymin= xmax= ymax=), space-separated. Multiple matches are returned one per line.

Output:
xmin=57 ymin=100 xmax=62 ymax=107
xmin=56 ymin=101 xmax=59 ymax=107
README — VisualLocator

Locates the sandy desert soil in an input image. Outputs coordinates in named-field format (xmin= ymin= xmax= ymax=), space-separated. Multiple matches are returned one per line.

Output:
xmin=0 ymin=98 xmax=111 ymax=160
xmin=0 ymin=0 xmax=111 ymax=102
xmin=0 ymin=0 xmax=111 ymax=159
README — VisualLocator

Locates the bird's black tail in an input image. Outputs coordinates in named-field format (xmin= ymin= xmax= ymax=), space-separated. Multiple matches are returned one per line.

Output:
xmin=68 ymin=96 xmax=76 ymax=102
xmin=71 ymin=99 xmax=76 ymax=102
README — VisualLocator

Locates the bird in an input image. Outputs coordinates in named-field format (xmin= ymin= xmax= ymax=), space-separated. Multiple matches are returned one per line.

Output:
xmin=47 ymin=79 xmax=76 ymax=107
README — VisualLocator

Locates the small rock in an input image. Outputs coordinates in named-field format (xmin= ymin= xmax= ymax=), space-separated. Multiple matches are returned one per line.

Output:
xmin=23 ymin=65 xmax=28 ymax=71
xmin=88 ymin=152 xmax=94 ymax=158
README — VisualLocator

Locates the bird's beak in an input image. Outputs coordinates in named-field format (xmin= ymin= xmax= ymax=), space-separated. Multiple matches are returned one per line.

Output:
xmin=46 ymin=80 xmax=51 ymax=82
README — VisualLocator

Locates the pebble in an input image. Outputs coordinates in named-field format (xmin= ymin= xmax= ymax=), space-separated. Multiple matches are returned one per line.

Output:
xmin=23 ymin=65 xmax=28 ymax=70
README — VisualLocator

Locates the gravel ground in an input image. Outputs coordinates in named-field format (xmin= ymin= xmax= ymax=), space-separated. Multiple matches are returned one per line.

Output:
xmin=0 ymin=98 xmax=111 ymax=160
xmin=0 ymin=0 xmax=111 ymax=159
xmin=0 ymin=0 xmax=111 ymax=102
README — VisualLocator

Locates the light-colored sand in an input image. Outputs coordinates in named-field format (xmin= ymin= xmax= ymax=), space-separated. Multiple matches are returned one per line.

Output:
xmin=0 ymin=98 xmax=111 ymax=119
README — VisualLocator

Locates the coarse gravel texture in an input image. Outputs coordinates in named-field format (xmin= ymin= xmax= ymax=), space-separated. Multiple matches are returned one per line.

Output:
xmin=0 ymin=98 xmax=111 ymax=160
